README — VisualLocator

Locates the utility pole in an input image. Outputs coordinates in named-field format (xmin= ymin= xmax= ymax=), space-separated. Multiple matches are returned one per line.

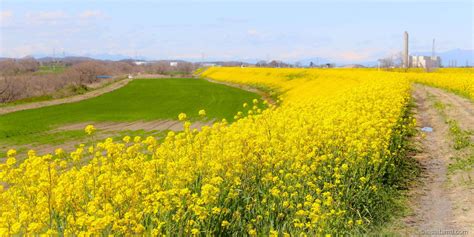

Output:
xmin=52 ymin=48 xmax=56 ymax=71
xmin=403 ymin=31 xmax=409 ymax=68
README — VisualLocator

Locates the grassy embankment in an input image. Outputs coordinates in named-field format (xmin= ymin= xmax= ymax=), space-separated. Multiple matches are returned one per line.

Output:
xmin=0 ymin=78 xmax=261 ymax=156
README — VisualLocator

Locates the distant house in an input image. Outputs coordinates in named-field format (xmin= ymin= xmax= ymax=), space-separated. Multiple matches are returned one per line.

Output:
xmin=170 ymin=62 xmax=178 ymax=67
xmin=134 ymin=61 xmax=147 ymax=65
xmin=202 ymin=63 xmax=217 ymax=67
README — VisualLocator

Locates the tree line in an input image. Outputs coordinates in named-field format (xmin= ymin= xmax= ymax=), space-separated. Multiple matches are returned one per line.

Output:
xmin=0 ymin=58 xmax=196 ymax=103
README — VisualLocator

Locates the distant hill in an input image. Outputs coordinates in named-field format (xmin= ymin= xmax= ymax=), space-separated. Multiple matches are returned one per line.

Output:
xmin=5 ymin=48 xmax=472 ymax=67
xmin=83 ymin=53 xmax=140 ymax=61
xmin=30 ymin=53 xmax=144 ymax=62
xmin=36 ymin=56 xmax=95 ymax=63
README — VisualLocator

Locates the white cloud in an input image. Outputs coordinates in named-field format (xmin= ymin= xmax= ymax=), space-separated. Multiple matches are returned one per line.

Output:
xmin=1 ymin=10 xmax=13 ymax=21
xmin=1 ymin=10 xmax=13 ymax=27
xmin=245 ymin=29 xmax=271 ymax=43
xmin=1 ymin=44 xmax=51 ymax=58
xmin=338 ymin=51 xmax=372 ymax=61
xmin=247 ymin=29 xmax=260 ymax=37
xmin=79 ymin=10 xmax=104 ymax=19
xmin=26 ymin=10 xmax=68 ymax=24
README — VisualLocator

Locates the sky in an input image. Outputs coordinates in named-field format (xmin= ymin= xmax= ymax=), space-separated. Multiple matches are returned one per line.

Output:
xmin=0 ymin=0 xmax=473 ymax=63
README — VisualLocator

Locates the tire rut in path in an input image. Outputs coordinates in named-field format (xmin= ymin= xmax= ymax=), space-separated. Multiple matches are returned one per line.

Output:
xmin=0 ymin=78 xmax=133 ymax=115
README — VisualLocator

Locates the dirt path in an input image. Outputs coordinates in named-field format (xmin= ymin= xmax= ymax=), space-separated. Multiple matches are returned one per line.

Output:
xmin=56 ymin=120 xmax=213 ymax=133
xmin=21 ymin=120 xmax=213 ymax=157
xmin=0 ymin=77 xmax=274 ymax=116
xmin=0 ymin=78 xmax=133 ymax=115
xmin=404 ymin=84 xmax=474 ymax=235
xmin=1 ymin=77 xmax=273 ymax=157
xmin=421 ymin=86 xmax=474 ymax=131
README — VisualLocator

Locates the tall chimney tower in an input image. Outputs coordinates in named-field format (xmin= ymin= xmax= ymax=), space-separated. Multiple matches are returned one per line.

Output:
xmin=403 ymin=31 xmax=409 ymax=68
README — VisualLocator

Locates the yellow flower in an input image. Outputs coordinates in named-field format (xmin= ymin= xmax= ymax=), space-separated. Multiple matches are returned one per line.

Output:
xmin=221 ymin=220 xmax=230 ymax=228
xmin=6 ymin=157 xmax=16 ymax=166
xmin=133 ymin=136 xmax=141 ymax=143
xmin=191 ymin=228 xmax=200 ymax=235
xmin=178 ymin=112 xmax=187 ymax=121
xmin=198 ymin=109 xmax=206 ymax=117
xmin=84 ymin=124 xmax=96 ymax=135
xmin=0 ymin=67 xmax=429 ymax=235
xmin=212 ymin=207 xmax=221 ymax=214
xmin=55 ymin=148 xmax=64 ymax=156
xmin=27 ymin=149 xmax=36 ymax=157
xmin=7 ymin=149 xmax=16 ymax=158
xmin=123 ymin=136 xmax=131 ymax=143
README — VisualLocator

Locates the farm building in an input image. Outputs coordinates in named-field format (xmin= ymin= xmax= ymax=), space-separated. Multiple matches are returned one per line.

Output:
xmin=409 ymin=55 xmax=441 ymax=68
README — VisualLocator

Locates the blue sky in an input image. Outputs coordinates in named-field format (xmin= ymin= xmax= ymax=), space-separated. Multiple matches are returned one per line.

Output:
xmin=0 ymin=0 xmax=472 ymax=63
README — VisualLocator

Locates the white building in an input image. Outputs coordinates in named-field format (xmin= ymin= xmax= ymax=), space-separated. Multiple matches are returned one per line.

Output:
xmin=202 ymin=63 xmax=216 ymax=67
xmin=170 ymin=62 xmax=178 ymax=67
xmin=409 ymin=56 xmax=441 ymax=68
xmin=133 ymin=61 xmax=147 ymax=66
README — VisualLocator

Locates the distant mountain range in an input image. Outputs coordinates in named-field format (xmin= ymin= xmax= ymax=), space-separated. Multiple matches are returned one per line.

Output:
xmin=28 ymin=53 xmax=146 ymax=62
xmin=2 ymin=49 xmax=472 ymax=67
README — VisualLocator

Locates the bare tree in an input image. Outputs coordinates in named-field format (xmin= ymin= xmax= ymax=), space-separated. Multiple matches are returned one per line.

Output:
xmin=0 ymin=76 xmax=24 ymax=103
xmin=256 ymin=60 xmax=268 ymax=67
xmin=70 ymin=61 xmax=109 ymax=84
xmin=0 ymin=77 xmax=11 ymax=101
xmin=393 ymin=52 xmax=403 ymax=68
xmin=18 ymin=57 xmax=40 ymax=72
xmin=0 ymin=59 xmax=21 ymax=75
xmin=0 ymin=58 xmax=203 ymax=103
xmin=378 ymin=56 xmax=395 ymax=69
xmin=0 ymin=58 xmax=39 ymax=75
xmin=177 ymin=62 xmax=195 ymax=75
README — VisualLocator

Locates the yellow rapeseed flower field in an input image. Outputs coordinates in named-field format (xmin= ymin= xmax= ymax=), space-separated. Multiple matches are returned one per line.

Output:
xmin=2 ymin=67 xmax=470 ymax=235
xmin=407 ymin=68 xmax=474 ymax=100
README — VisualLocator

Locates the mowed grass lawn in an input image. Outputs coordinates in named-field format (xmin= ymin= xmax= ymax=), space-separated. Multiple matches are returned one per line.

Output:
xmin=0 ymin=78 xmax=261 ymax=145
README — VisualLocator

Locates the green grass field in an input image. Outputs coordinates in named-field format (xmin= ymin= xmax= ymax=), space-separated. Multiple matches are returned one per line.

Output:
xmin=0 ymin=78 xmax=261 ymax=148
